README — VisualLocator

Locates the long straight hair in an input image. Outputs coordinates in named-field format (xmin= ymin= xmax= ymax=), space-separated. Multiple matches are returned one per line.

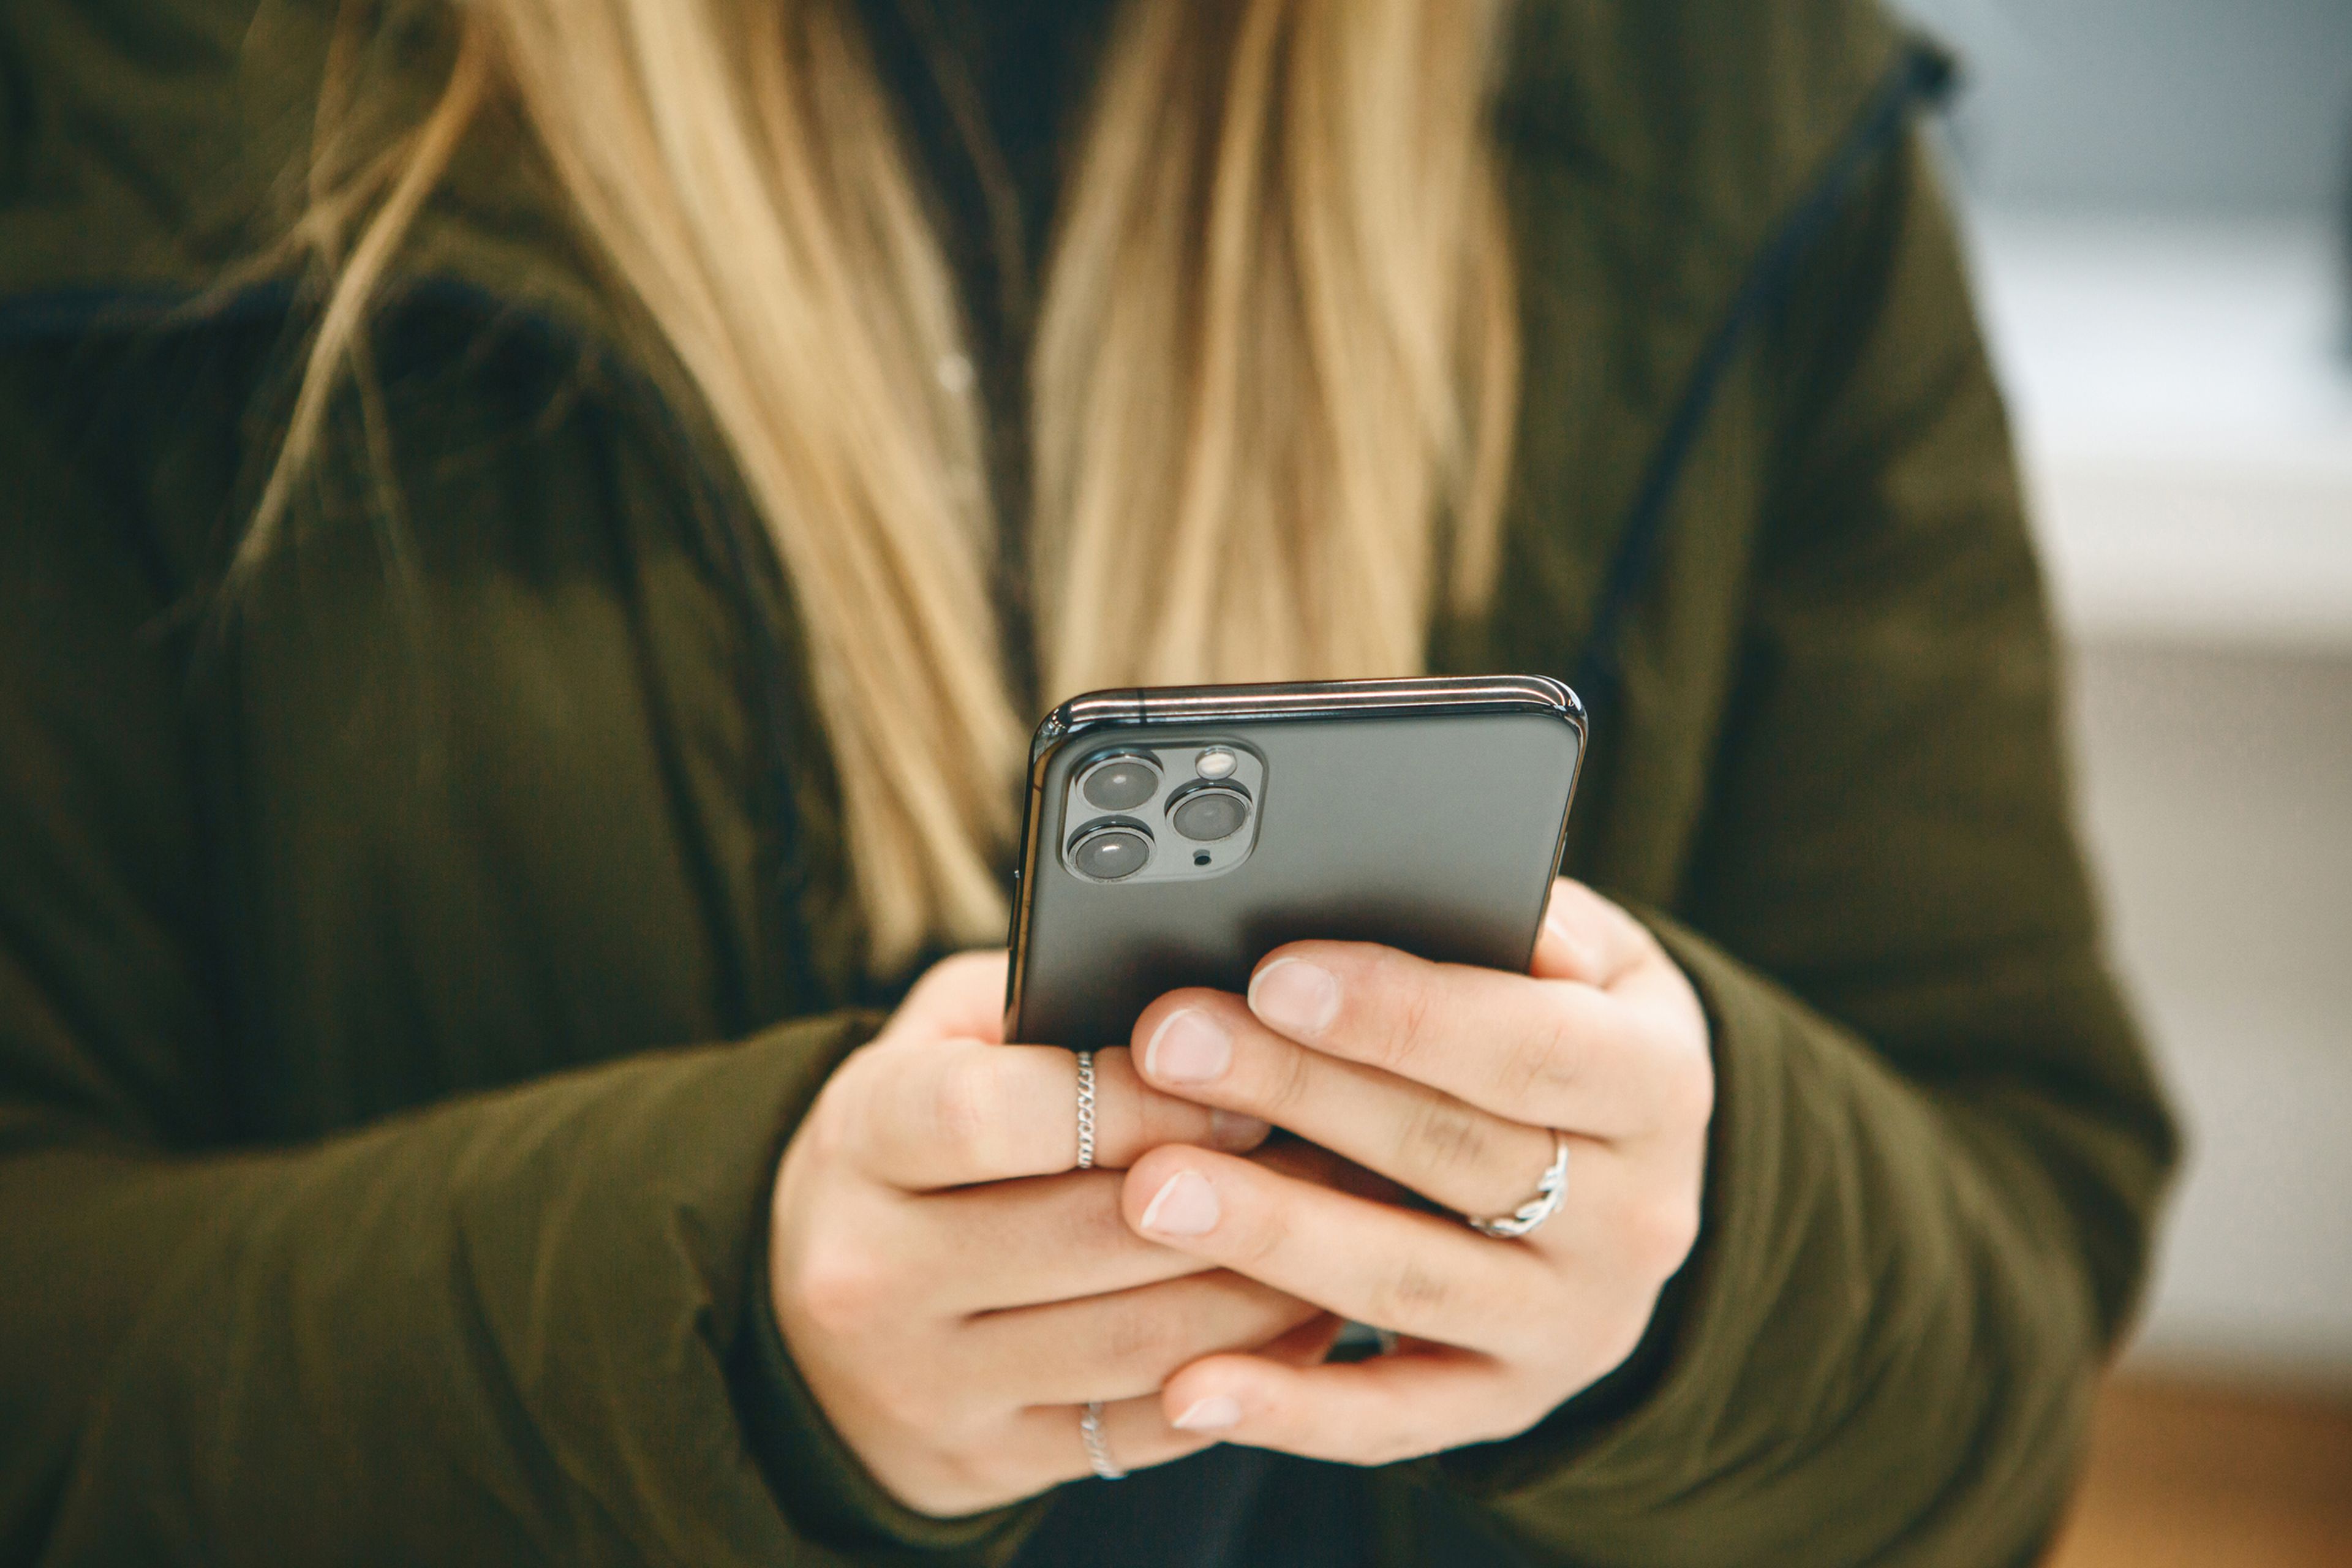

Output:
xmin=254 ymin=0 xmax=1519 ymax=973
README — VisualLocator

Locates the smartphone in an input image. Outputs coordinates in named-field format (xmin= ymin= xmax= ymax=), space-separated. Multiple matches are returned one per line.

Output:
xmin=1005 ymin=676 xmax=1587 ymax=1049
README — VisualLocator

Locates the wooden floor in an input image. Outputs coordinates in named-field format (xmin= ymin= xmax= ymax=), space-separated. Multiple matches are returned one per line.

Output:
xmin=2045 ymin=1376 xmax=2352 ymax=1568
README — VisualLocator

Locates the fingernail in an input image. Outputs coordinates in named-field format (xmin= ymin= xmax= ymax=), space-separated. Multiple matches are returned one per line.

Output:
xmin=1544 ymin=897 xmax=1573 ymax=944
xmin=1544 ymin=902 xmax=1599 ymax=977
xmin=1139 ymin=1170 xmax=1219 ymax=1236
xmin=1209 ymin=1110 xmax=1272 ymax=1152
xmin=1172 ymin=1395 xmax=1241 ymax=1432
xmin=1146 ymin=1008 xmax=1231 ymax=1085
xmin=1249 ymin=959 xmax=1339 ymax=1039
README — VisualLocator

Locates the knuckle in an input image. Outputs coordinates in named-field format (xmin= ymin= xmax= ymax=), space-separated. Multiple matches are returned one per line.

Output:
xmin=1230 ymin=1193 xmax=1292 ymax=1275
xmin=1365 ymin=970 xmax=1438 ymax=1074
xmin=907 ymin=951 xmax=998 ymax=1025
xmin=1256 ymin=1034 xmax=1319 ymax=1120
xmin=1399 ymin=1096 xmax=1489 ymax=1180
xmin=1058 ymin=1178 xmax=1131 ymax=1254
xmin=818 ymin=1042 xmax=899 ymax=1147
xmin=1499 ymin=1014 xmax=1580 ymax=1106
xmin=791 ymin=1236 xmax=895 ymax=1336
xmin=798 ymin=1080 xmax=858 ymax=1167
xmin=1100 ymin=1303 xmax=1178 ymax=1374
xmin=1366 ymin=1257 xmax=1452 ymax=1329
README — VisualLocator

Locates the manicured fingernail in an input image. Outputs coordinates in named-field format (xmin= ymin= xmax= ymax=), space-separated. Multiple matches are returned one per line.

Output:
xmin=1172 ymin=1395 xmax=1241 ymax=1432
xmin=1249 ymin=959 xmax=1339 ymax=1039
xmin=1147 ymin=1008 xmax=1231 ymax=1084
xmin=1210 ymin=1110 xmax=1272 ymax=1152
xmin=1139 ymin=1170 xmax=1219 ymax=1236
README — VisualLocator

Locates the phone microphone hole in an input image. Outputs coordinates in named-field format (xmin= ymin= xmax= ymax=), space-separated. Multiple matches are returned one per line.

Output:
xmin=1193 ymin=851 xmax=1211 ymax=867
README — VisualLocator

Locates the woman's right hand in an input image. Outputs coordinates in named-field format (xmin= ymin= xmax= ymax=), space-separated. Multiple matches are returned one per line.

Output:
xmin=768 ymin=951 xmax=1337 ymax=1517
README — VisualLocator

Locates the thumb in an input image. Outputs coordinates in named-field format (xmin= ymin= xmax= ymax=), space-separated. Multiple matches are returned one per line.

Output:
xmin=1531 ymin=880 xmax=1649 ymax=989
xmin=894 ymin=948 xmax=1012 ymax=1044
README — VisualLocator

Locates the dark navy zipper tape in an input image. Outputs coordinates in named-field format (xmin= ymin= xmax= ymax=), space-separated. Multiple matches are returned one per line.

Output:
xmin=1570 ymin=39 xmax=1958 ymax=717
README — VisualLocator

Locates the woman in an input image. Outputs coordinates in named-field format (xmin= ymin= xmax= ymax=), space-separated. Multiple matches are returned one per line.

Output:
xmin=0 ymin=0 xmax=2174 ymax=1562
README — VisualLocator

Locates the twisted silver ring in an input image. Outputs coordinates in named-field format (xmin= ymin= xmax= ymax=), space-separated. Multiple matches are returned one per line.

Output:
xmin=1080 ymin=1400 xmax=1125 ymax=1480
xmin=1466 ymin=1129 xmax=1571 ymax=1239
xmin=1074 ymin=1050 xmax=1098 ymax=1170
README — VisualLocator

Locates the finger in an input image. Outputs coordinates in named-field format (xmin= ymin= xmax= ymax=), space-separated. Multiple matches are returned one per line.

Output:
xmin=912 ymin=1171 xmax=1218 ymax=1311
xmin=1001 ymin=1391 xmax=1215 ymax=1488
xmin=1530 ymin=880 xmax=1656 ymax=989
xmin=1121 ymin=1147 xmax=1543 ymax=1352
xmin=1134 ymin=992 xmax=1563 ymax=1218
xmin=890 ymin=949 xmax=1014 ymax=1044
xmin=1255 ymin=1310 xmax=1351 ymax=1369
xmin=1248 ymin=1136 xmax=1411 ymax=1206
xmin=851 ymin=1039 xmax=1272 ymax=1191
xmin=1242 ymin=941 xmax=1674 ymax=1136
xmin=967 ymin=1271 xmax=1327 ymax=1405
xmin=1009 ymin=1315 xmax=1345 ymax=1488
xmin=1159 ymin=1344 xmax=1531 ymax=1465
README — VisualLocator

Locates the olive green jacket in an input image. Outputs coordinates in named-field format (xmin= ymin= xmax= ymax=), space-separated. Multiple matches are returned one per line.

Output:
xmin=0 ymin=1 xmax=2174 ymax=1564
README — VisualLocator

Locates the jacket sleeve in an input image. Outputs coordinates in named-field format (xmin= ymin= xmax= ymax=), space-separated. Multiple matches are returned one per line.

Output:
xmin=1431 ymin=133 xmax=2178 ymax=1565
xmin=0 ymin=355 xmax=1022 ymax=1567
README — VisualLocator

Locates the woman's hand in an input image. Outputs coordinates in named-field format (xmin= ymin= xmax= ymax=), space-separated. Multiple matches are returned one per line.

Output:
xmin=1120 ymin=878 xmax=1713 ymax=1461
xmin=768 ymin=952 xmax=1336 ymax=1517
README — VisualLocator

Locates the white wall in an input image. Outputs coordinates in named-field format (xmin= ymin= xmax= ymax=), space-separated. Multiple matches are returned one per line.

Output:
xmin=2068 ymin=643 xmax=2352 ymax=1383
xmin=1909 ymin=0 xmax=2352 ymax=1384
xmin=1895 ymin=0 xmax=2352 ymax=217
xmin=1966 ymin=212 xmax=2352 ymax=1383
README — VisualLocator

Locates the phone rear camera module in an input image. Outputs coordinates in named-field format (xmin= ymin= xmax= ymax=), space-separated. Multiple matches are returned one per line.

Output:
xmin=1169 ymin=784 xmax=1250 ymax=843
xmin=1069 ymin=821 xmax=1153 ymax=881
xmin=1079 ymin=753 xmax=1162 ymax=813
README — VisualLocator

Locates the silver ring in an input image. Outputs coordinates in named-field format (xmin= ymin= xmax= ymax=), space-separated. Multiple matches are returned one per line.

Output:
xmin=1080 ymin=1400 xmax=1125 ymax=1480
xmin=1466 ymin=1129 xmax=1570 ymax=1239
xmin=1075 ymin=1050 xmax=1098 ymax=1170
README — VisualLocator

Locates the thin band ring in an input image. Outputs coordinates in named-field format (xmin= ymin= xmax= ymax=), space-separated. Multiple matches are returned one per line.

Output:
xmin=1080 ymin=1400 xmax=1125 ymax=1480
xmin=1466 ymin=1129 xmax=1571 ymax=1239
xmin=1074 ymin=1050 xmax=1098 ymax=1170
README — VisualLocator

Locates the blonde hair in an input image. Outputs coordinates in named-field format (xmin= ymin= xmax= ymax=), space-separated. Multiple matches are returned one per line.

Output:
xmin=256 ymin=0 xmax=1518 ymax=973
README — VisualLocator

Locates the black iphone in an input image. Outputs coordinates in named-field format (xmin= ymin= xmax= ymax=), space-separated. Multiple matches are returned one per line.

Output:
xmin=1005 ymin=676 xmax=1587 ymax=1049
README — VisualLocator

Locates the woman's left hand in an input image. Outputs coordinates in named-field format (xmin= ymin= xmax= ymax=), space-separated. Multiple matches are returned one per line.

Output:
xmin=1120 ymin=877 xmax=1713 ymax=1461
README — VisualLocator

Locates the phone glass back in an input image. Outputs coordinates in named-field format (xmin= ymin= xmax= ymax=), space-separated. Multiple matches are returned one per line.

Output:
xmin=1007 ymin=677 xmax=1585 ymax=1049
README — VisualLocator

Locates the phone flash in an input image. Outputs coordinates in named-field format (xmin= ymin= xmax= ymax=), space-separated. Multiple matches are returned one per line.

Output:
xmin=1195 ymin=747 xmax=1238 ymax=779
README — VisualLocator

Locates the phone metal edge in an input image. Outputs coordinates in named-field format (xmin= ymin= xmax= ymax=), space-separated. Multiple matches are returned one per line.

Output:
xmin=1004 ymin=675 xmax=1588 ymax=1038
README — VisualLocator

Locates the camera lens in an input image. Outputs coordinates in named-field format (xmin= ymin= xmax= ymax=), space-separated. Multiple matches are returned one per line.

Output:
xmin=1080 ymin=753 xmax=1161 ymax=812
xmin=1169 ymin=785 xmax=1250 ymax=843
xmin=1070 ymin=821 xmax=1153 ymax=881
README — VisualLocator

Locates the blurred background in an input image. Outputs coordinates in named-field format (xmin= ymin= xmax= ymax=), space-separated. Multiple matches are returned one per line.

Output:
xmin=1893 ymin=1 xmax=2352 ymax=1561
